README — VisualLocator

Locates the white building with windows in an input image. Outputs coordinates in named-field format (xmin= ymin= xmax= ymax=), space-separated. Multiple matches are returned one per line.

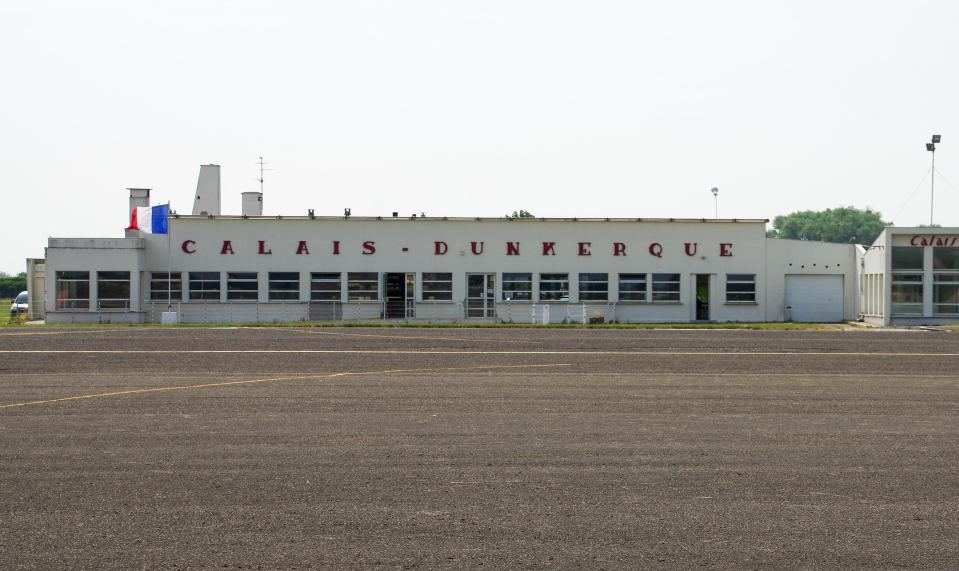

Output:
xmin=30 ymin=164 xmax=925 ymax=326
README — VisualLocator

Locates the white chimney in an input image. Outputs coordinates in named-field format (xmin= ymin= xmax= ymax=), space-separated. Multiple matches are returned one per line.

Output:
xmin=128 ymin=188 xmax=150 ymax=213
xmin=241 ymin=191 xmax=263 ymax=216
xmin=192 ymin=164 xmax=221 ymax=216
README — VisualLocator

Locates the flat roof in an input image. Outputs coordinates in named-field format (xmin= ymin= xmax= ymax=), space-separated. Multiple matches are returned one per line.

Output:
xmin=171 ymin=214 xmax=769 ymax=223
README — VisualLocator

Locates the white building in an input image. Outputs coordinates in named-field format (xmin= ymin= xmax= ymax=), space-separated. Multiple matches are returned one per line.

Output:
xmin=29 ymin=164 xmax=911 ymax=326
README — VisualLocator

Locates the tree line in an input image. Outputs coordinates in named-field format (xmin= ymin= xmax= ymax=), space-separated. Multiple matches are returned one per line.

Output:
xmin=0 ymin=273 xmax=27 ymax=298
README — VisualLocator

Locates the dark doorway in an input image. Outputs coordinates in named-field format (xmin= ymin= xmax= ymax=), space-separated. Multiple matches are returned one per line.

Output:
xmin=695 ymin=274 xmax=710 ymax=321
xmin=384 ymin=273 xmax=412 ymax=318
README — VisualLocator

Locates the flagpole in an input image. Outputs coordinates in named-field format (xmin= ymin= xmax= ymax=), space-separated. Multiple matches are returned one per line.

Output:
xmin=167 ymin=202 xmax=172 ymax=313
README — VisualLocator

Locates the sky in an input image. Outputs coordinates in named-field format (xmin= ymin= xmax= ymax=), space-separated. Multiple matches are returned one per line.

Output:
xmin=2 ymin=0 xmax=958 ymax=274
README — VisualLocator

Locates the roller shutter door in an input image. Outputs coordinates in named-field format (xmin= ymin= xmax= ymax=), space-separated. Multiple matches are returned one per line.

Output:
xmin=784 ymin=275 xmax=844 ymax=322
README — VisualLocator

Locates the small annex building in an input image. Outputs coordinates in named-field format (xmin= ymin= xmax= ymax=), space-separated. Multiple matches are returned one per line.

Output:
xmin=26 ymin=164 xmax=898 ymax=326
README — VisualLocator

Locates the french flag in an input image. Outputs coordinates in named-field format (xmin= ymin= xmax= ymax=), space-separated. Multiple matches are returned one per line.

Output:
xmin=128 ymin=204 xmax=170 ymax=234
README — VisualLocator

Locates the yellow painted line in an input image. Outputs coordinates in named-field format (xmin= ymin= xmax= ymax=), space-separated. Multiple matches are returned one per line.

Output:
xmin=0 ymin=363 xmax=570 ymax=409
xmin=2 ymin=349 xmax=959 ymax=356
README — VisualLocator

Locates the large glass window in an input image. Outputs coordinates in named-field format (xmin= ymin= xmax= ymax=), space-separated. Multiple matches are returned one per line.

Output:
xmin=725 ymin=274 xmax=756 ymax=303
xmin=97 ymin=271 xmax=130 ymax=309
xmin=150 ymin=272 xmax=182 ymax=302
xmin=578 ymin=273 xmax=608 ymax=301
xmin=347 ymin=272 xmax=378 ymax=301
xmin=892 ymin=247 xmax=924 ymax=270
xmin=310 ymin=272 xmax=341 ymax=301
xmin=539 ymin=273 xmax=569 ymax=301
xmin=189 ymin=272 xmax=221 ymax=301
xmin=618 ymin=273 xmax=647 ymax=302
xmin=934 ymin=274 xmax=959 ymax=315
xmin=891 ymin=273 xmax=923 ymax=315
xmin=933 ymin=247 xmax=959 ymax=270
xmin=422 ymin=273 xmax=453 ymax=301
xmin=268 ymin=272 xmax=300 ymax=301
xmin=502 ymin=273 xmax=532 ymax=301
xmin=652 ymin=273 xmax=681 ymax=302
xmin=55 ymin=271 xmax=90 ymax=309
xmin=227 ymin=272 xmax=258 ymax=301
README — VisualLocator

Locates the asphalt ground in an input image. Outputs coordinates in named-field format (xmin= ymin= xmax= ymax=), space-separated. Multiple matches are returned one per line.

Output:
xmin=0 ymin=327 xmax=957 ymax=569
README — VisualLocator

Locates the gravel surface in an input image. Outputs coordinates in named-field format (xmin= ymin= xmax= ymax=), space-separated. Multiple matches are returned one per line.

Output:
xmin=1 ymin=327 xmax=957 ymax=569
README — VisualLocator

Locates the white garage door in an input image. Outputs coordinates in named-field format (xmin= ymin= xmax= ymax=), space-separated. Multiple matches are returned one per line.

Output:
xmin=784 ymin=275 xmax=844 ymax=322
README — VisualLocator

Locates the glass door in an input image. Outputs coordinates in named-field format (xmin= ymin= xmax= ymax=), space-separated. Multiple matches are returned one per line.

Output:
xmin=466 ymin=273 xmax=496 ymax=318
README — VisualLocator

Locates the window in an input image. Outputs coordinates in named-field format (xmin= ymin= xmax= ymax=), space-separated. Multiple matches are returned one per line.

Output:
xmin=934 ymin=248 xmax=959 ymax=315
xmin=539 ymin=273 xmax=569 ymax=301
xmin=934 ymin=274 xmax=959 ymax=315
xmin=892 ymin=247 xmax=924 ymax=270
xmin=651 ymin=273 xmax=681 ymax=302
xmin=891 ymin=273 xmax=923 ymax=315
xmin=933 ymin=247 xmax=959 ymax=270
xmin=268 ymin=272 xmax=300 ymax=301
xmin=227 ymin=272 xmax=258 ymax=301
xmin=725 ymin=274 xmax=756 ymax=303
xmin=97 ymin=271 xmax=131 ymax=309
xmin=422 ymin=273 xmax=453 ymax=301
xmin=150 ymin=272 xmax=182 ymax=301
xmin=347 ymin=272 xmax=378 ymax=301
xmin=618 ymin=273 xmax=647 ymax=302
xmin=310 ymin=272 xmax=341 ymax=301
xmin=502 ymin=273 xmax=532 ymax=301
xmin=578 ymin=273 xmax=608 ymax=301
xmin=55 ymin=271 xmax=89 ymax=309
xmin=189 ymin=272 xmax=221 ymax=301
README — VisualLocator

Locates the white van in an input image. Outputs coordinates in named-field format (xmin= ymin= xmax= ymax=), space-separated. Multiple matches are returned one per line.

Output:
xmin=10 ymin=291 xmax=28 ymax=316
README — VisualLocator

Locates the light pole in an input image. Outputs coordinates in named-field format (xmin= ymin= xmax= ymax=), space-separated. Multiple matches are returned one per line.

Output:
xmin=927 ymin=135 xmax=941 ymax=225
xmin=710 ymin=187 xmax=719 ymax=219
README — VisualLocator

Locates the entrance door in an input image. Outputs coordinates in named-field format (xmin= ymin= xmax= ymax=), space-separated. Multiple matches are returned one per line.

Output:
xmin=694 ymin=274 xmax=710 ymax=321
xmin=466 ymin=273 xmax=496 ymax=318
xmin=384 ymin=272 xmax=414 ymax=318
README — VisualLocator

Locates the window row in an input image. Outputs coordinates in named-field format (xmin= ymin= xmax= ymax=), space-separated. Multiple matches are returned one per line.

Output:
xmin=145 ymin=272 xmax=755 ymax=304
xmin=891 ymin=272 xmax=959 ymax=315
xmin=54 ymin=271 xmax=758 ymax=307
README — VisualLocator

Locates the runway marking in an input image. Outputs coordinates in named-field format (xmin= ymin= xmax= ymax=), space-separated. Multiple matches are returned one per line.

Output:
xmin=3 ymin=349 xmax=959 ymax=356
xmin=0 ymin=363 xmax=570 ymax=410
xmin=0 ymin=329 xmax=134 ymax=337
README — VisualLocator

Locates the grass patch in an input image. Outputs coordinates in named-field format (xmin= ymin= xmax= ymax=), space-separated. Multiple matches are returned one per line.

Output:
xmin=1 ymin=318 xmax=846 ymax=330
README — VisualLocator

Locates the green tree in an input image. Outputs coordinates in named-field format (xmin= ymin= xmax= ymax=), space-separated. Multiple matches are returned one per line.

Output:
xmin=507 ymin=209 xmax=535 ymax=219
xmin=766 ymin=207 xmax=888 ymax=245
xmin=0 ymin=272 xmax=27 ymax=298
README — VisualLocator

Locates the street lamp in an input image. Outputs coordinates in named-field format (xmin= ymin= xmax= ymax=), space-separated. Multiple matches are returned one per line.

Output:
xmin=928 ymin=135 xmax=941 ymax=225
xmin=710 ymin=187 xmax=719 ymax=219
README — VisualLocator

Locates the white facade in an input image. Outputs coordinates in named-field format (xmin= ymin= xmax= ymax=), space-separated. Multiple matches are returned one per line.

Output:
xmin=857 ymin=227 xmax=959 ymax=326
xmin=37 ymin=213 xmax=863 ymax=325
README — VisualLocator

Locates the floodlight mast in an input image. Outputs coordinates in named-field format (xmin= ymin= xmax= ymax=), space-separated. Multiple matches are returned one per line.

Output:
xmin=711 ymin=187 xmax=719 ymax=219
xmin=928 ymin=135 xmax=941 ymax=225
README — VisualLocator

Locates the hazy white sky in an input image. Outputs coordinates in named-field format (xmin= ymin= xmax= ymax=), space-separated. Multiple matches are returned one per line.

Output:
xmin=2 ymin=0 xmax=958 ymax=274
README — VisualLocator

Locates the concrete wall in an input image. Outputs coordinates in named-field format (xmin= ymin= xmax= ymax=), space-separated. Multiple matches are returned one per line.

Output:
xmin=763 ymin=238 xmax=857 ymax=322
xmin=45 ymin=238 xmax=145 ymax=324
xmin=138 ymin=216 xmax=771 ymax=323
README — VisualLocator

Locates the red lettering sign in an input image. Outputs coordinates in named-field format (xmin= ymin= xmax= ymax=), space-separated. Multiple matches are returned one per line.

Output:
xmin=295 ymin=240 xmax=309 ymax=255
xmin=507 ymin=242 xmax=520 ymax=256
xmin=720 ymin=243 xmax=733 ymax=257
xmin=613 ymin=242 xmax=626 ymax=256
xmin=648 ymin=243 xmax=663 ymax=258
xmin=578 ymin=242 xmax=591 ymax=256
xmin=362 ymin=241 xmax=376 ymax=255
xmin=332 ymin=240 xmax=340 ymax=255
xmin=684 ymin=242 xmax=698 ymax=256
xmin=471 ymin=241 xmax=484 ymax=255
xmin=258 ymin=240 xmax=272 ymax=255
xmin=220 ymin=240 xmax=234 ymax=255
xmin=434 ymin=241 xmax=448 ymax=255
xmin=181 ymin=240 xmax=196 ymax=254
xmin=542 ymin=242 xmax=556 ymax=256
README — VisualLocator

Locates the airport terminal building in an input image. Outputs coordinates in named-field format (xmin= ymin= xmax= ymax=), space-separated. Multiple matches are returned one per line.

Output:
xmin=24 ymin=166 xmax=957 ymax=326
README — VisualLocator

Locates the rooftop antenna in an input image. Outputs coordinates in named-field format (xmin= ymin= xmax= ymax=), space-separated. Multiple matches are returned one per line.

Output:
xmin=256 ymin=156 xmax=274 ymax=194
